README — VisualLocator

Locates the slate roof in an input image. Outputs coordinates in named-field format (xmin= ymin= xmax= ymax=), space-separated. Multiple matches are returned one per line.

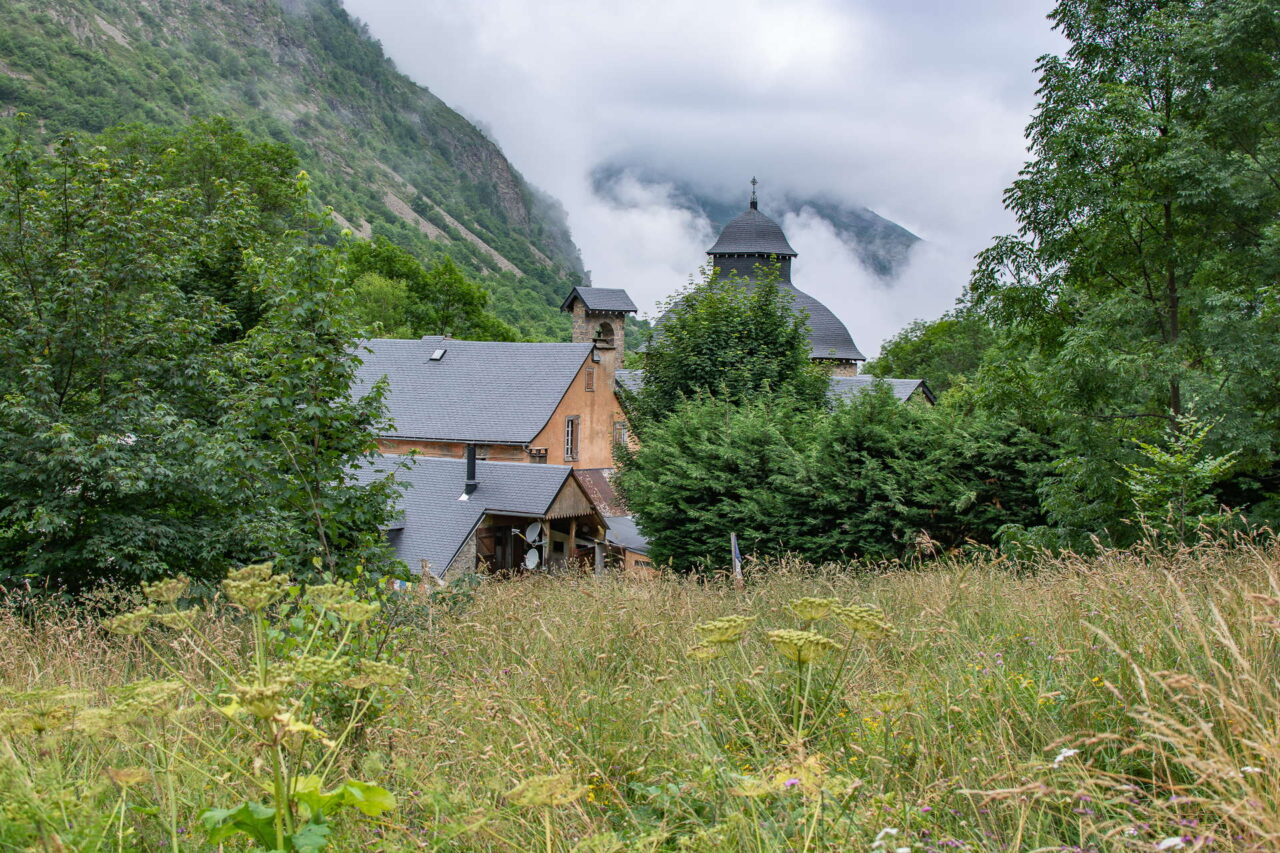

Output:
xmin=648 ymin=283 xmax=866 ymax=362
xmin=354 ymin=336 xmax=592 ymax=444
xmin=829 ymin=376 xmax=934 ymax=404
xmin=614 ymin=369 xmax=933 ymax=404
xmin=784 ymin=284 xmax=866 ymax=362
xmin=560 ymin=287 xmax=638 ymax=314
xmin=707 ymin=207 xmax=798 ymax=257
xmin=604 ymin=515 xmax=650 ymax=555
xmin=615 ymin=369 xmax=645 ymax=394
xmin=352 ymin=455 xmax=579 ymax=577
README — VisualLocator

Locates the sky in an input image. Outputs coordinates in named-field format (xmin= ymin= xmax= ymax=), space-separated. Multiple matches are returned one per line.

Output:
xmin=342 ymin=0 xmax=1065 ymax=355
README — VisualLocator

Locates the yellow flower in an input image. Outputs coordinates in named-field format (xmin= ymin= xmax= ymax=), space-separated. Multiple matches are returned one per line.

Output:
xmin=304 ymin=582 xmax=353 ymax=609
xmin=786 ymin=597 xmax=839 ymax=622
xmin=503 ymin=774 xmax=586 ymax=808
xmin=694 ymin=615 xmax=756 ymax=645
xmin=102 ymin=606 xmax=154 ymax=636
xmin=344 ymin=659 xmax=409 ymax=689
xmin=292 ymin=654 xmax=350 ymax=684
xmin=222 ymin=562 xmax=290 ymax=611
xmin=766 ymin=629 xmax=840 ymax=663
xmin=686 ymin=644 xmax=725 ymax=662
xmin=234 ymin=682 xmax=289 ymax=719
xmin=141 ymin=576 xmax=189 ymax=605
xmin=832 ymin=603 xmax=895 ymax=639
xmin=332 ymin=600 xmax=380 ymax=624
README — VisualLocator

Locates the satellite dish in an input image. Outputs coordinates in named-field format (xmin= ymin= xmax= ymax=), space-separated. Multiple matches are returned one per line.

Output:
xmin=524 ymin=549 xmax=540 ymax=569
xmin=524 ymin=521 xmax=542 ymax=543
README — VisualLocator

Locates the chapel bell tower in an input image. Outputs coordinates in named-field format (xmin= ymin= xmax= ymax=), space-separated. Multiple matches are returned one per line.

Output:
xmin=560 ymin=286 xmax=638 ymax=373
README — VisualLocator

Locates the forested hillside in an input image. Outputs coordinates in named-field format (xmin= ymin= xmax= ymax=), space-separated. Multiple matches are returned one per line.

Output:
xmin=0 ymin=0 xmax=584 ymax=339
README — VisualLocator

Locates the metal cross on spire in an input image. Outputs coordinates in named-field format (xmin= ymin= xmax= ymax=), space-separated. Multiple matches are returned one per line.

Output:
xmin=749 ymin=176 xmax=758 ymax=209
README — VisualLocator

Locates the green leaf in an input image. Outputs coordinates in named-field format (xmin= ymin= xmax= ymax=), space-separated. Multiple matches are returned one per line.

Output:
xmin=200 ymin=801 xmax=278 ymax=848
xmin=290 ymin=822 xmax=333 ymax=853
xmin=338 ymin=779 xmax=397 ymax=817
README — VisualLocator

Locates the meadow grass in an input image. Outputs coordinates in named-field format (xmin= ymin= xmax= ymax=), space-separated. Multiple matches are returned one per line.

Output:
xmin=2 ymin=536 xmax=1279 ymax=851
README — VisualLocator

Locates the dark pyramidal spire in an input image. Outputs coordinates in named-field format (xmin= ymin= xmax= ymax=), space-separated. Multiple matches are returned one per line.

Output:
xmin=702 ymin=181 xmax=864 ymax=367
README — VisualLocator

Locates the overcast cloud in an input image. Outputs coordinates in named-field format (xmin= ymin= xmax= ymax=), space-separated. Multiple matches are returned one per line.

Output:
xmin=342 ymin=0 xmax=1064 ymax=354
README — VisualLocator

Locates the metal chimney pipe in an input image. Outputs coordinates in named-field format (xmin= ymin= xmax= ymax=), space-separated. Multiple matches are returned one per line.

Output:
xmin=464 ymin=444 xmax=478 ymax=495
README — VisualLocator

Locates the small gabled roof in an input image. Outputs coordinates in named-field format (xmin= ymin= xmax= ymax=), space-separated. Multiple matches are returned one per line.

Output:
xmin=353 ymin=455 xmax=588 ymax=576
xmin=354 ymin=336 xmax=593 ymax=444
xmin=829 ymin=375 xmax=935 ymax=404
xmin=707 ymin=207 xmax=797 ymax=257
xmin=560 ymin=287 xmax=638 ymax=314
xmin=604 ymin=515 xmax=650 ymax=555
xmin=615 ymin=369 xmax=645 ymax=394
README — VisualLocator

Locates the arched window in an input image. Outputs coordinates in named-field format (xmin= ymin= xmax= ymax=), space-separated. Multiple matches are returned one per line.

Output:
xmin=594 ymin=321 xmax=615 ymax=348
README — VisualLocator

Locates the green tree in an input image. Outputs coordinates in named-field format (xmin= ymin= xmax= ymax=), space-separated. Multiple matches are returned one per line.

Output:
xmin=632 ymin=265 xmax=829 ymax=427
xmin=864 ymin=309 xmax=993 ymax=396
xmin=1120 ymin=414 xmax=1237 ymax=542
xmin=967 ymin=0 xmax=1280 ymax=541
xmin=344 ymin=238 xmax=517 ymax=341
xmin=615 ymin=396 xmax=812 ymax=573
xmin=350 ymin=272 xmax=415 ymax=338
xmin=616 ymin=385 xmax=1051 ymax=574
xmin=0 ymin=123 xmax=398 ymax=589
xmin=220 ymin=230 xmax=401 ymax=581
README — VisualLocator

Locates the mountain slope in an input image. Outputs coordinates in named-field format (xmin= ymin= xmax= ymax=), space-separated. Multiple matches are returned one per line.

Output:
xmin=592 ymin=163 xmax=920 ymax=279
xmin=0 ymin=0 xmax=583 ymax=339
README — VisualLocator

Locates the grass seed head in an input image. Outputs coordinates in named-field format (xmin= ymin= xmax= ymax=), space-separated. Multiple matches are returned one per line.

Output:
xmin=503 ymin=773 xmax=587 ymax=808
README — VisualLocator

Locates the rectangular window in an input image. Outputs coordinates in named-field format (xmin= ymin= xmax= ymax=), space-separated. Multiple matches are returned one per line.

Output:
xmin=613 ymin=420 xmax=628 ymax=445
xmin=585 ymin=367 xmax=595 ymax=392
xmin=564 ymin=415 xmax=580 ymax=461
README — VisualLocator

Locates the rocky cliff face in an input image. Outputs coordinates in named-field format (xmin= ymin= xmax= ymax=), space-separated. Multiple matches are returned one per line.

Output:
xmin=0 ymin=0 xmax=584 ymax=336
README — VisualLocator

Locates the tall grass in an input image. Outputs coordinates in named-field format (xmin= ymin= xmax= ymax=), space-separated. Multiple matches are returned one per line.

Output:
xmin=2 ymin=536 xmax=1279 ymax=850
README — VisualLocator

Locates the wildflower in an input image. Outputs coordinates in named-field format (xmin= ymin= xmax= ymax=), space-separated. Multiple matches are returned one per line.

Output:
xmin=870 ymin=828 xmax=900 ymax=851
xmin=292 ymin=654 xmax=351 ymax=683
xmin=1053 ymin=748 xmax=1080 ymax=766
xmin=787 ymin=597 xmax=838 ymax=622
xmin=153 ymin=609 xmax=196 ymax=630
xmin=1157 ymin=838 xmax=1186 ymax=851
xmin=784 ymin=777 xmax=800 ymax=788
xmin=74 ymin=707 xmax=121 ymax=736
xmin=234 ymin=681 xmax=289 ymax=719
xmin=103 ymin=605 xmax=155 ymax=636
xmin=832 ymin=603 xmax=894 ymax=639
xmin=114 ymin=680 xmax=185 ymax=719
xmin=275 ymin=712 xmax=331 ymax=744
xmin=142 ymin=576 xmax=189 ymax=605
xmin=305 ymin=582 xmax=353 ymax=609
xmin=766 ymin=629 xmax=840 ymax=663
xmin=686 ymin=644 xmax=725 ymax=661
xmin=694 ymin=614 xmax=756 ymax=645
xmin=332 ymin=600 xmax=380 ymax=624
xmin=222 ymin=561 xmax=290 ymax=611
xmin=503 ymin=774 xmax=586 ymax=808
xmin=344 ymin=659 xmax=409 ymax=689
xmin=1241 ymin=766 xmax=1263 ymax=775
xmin=867 ymin=691 xmax=910 ymax=714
